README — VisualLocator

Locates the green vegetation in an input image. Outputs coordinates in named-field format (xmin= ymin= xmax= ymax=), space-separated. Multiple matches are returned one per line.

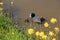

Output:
xmin=0 ymin=13 xmax=35 ymax=40
xmin=0 ymin=13 xmax=18 ymax=40
xmin=0 ymin=13 xmax=59 ymax=40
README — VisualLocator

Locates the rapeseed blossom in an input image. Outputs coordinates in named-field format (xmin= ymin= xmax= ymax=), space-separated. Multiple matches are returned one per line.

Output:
xmin=0 ymin=7 xmax=3 ymax=11
xmin=50 ymin=18 xmax=57 ymax=24
xmin=54 ymin=27 xmax=60 ymax=32
xmin=28 ymin=28 xmax=34 ymax=35
xmin=52 ymin=38 xmax=56 ymax=40
xmin=44 ymin=22 xmax=49 ymax=28
xmin=39 ymin=32 xmax=45 ymax=37
xmin=42 ymin=35 xmax=47 ymax=39
xmin=0 ymin=2 xmax=3 ymax=5
xmin=35 ymin=31 xmax=40 ymax=37
xmin=49 ymin=31 xmax=54 ymax=36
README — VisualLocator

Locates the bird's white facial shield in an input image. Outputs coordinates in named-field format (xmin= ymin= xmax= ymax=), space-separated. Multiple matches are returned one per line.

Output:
xmin=29 ymin=13 xmax=31 ymax=17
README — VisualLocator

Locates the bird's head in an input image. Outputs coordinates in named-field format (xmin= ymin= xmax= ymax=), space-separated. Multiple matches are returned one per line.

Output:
xmin=29 ymin=12 xmax=35 ymax=18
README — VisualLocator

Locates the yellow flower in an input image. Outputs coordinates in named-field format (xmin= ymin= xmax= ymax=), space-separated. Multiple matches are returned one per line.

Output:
xmin=35 ymin=31 xmax=40 ymax=37
xmin=44 ymin=22 xmax=49 ymax=28
xmin=0 ymin=2 xmax=3 ymax=5
xmin=0 ymin=7 xmax=3 ymax=11
xmin=28 ymin=28 xmax=34 ymax=35
xmin=54 ymin=27 xmax=60 ymax=32
xmin=11 ymin=1 xmax=14 ymax=5
xmin=12 ymin=32 xmax=14 ymax=35
xmin=39 ymin=32 xmax=45 ymax=37
xmin=42 ymin=35 xmax=47 ymax=39
xmin=50 ymin=18 xmax=57 ymax=24
xmin=52 ymin=38 xmax=56 ymax=40
xmin=49 ymin=31 xmax=54 ymax=36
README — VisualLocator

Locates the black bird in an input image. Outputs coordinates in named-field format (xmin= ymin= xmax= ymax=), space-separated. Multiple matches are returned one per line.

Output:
xmin=29 ymin=13 xmax=46 ymax=24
